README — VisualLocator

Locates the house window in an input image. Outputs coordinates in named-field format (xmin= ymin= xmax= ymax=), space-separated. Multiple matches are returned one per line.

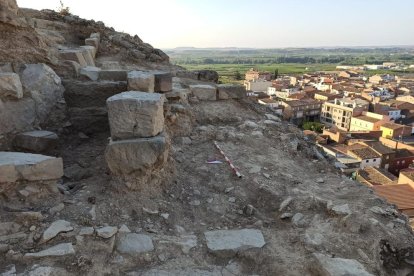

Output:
xmin=366 ymin=160 xmax=369 ymax=163
xmin=373 ymin=159 xmax=376 ymax=162
xmin=402 ymin=160 xmax=405 ymax=164
xmin=386 ymin=156 xmax=389 ymax=160
xmin=397 ymin=161 xmax=400 ymax=165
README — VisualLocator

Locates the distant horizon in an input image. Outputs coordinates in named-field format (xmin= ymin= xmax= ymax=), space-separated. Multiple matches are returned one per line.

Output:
xmin=165 ymin=45 xmax=414 ymax=50
xmin=17 ymin=0 xmax=414 ymax=49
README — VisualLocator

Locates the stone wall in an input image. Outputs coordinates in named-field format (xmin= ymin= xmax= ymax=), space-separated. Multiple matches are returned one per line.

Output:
xmin=0 ymin=64 xmax=64 ymax=150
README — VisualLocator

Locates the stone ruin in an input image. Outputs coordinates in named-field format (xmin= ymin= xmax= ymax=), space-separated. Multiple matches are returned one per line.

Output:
xmin=1 ymin=2 xmax=414 ymax=275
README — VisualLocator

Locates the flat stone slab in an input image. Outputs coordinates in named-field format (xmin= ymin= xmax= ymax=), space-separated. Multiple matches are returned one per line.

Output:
xmin=313 ymin=253 xmax=374 ymax=276
xmin=127 ymin=71 xmax=155 ymax=92
xmin=204 ymin=229 xmax=265 ymax=253
xmin=24 ymin=243 xmax=75 ymax=258
xmin=96 ymin=226 xmax=118 ymax=239
xmin=13 ymin=130 xmax=58 ymax=153
xmin=190 ymin=85 xmax=217 ymax=101
xmin=41 ymin=220 xmax=73 ymax=243
xmin=0 ymin=72 xmax=23 ymax=99
xmin=107 ymin=91 xmax=165 ymax=140
xmin=116 ymin=233 xmax=154 ymax=254
xmin=0 ymin=152 xmax=63 ymax=183
xmin=217 ymin=84 xmax=246 ymax=100
xmin=153 ymin=71 xmax=172 ymax=92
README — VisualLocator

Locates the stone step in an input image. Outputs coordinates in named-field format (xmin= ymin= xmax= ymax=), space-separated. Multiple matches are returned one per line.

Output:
xmin=59 ymin=48 xmax=95 ymax=67
xmin=217 ymin=84 xmax=246 ymax=100
xmin=13 ymin=130 xmax=58 ymax=153
xmin=63 ymin=80 xmax=127 ymax=108
xmin=98 ymin=70 xmax=128 ymax=81
xmin=106 ymin=91 xmax=165 ymax=140
xmin=190 ymin=84 xmax=217 ymax=101
xmin=127 ymin=71 xmax=155 ymax=92
xmin=0 ymin=152 xmax=63 ymax=183
xmin=67 ymin=107 xmax=109 ymax=134
xmin=105 ymin=133 xmax=169 ymax=189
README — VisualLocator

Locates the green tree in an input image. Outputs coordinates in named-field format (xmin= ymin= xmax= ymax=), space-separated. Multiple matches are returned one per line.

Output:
xmin=274 ymin=69 xmax=279 ymax=79
xmin=234 ymin=71 xmax=242 ymax=80
xmin=302 ymin=121 xmax=324 ymax=133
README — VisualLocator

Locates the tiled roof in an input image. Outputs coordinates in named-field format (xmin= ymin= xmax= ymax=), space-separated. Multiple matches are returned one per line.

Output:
xmin=349 ymin=147 xmax=381 ymax=160
xmin=373 ymin=184 xmax=414 ymax=210
xmin=353 ymin=116 xmax=381 ymax=124
xmin=358 ymin=167 xmax=397 ymax=186
xmin=381 ymin=122 xmax=405 ymax=130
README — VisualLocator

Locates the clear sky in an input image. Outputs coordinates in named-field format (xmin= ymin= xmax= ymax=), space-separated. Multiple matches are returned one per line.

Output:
xmin=17 ymin=0 xmax=414 ymax=49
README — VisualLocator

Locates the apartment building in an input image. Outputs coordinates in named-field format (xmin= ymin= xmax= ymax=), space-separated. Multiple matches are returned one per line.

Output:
xmin=320 ymin=98 xmax=369 ymax=131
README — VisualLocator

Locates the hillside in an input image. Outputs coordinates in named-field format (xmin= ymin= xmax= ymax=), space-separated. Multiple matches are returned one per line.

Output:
xmin=1 ymin=1 xmax=414 ymax=275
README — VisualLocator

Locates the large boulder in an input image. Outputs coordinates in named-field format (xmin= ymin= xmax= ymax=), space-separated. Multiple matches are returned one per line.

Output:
xmin=105 ymin=133 xmax=169 ymax=190
xmin=20 ymin=63 xmax=64 ymax=123
xmin=0 ymin=72 xmax=23 ymax=99
xmin=107 ymin=91 xmax=165 ymax=140
xmin=0 ymin=152 xmax=63 ymax=183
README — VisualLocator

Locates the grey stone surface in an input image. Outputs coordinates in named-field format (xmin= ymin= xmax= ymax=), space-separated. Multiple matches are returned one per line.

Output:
xmin=313 ymin=253 xmax=374 ymax=276
xmin=153 ymin=71 xmax=172 ymax=92
xmin=204 ymin=229 xmax=265 ymax=253
xmin=217 ymin=84 xmax=246 ymax=100
xmin=13 ymin=130 xmax=58 ymax=153
xmin=117 ymin=233 xmax=154 ymax=254
xmin=0 ymin=222 xmax=21 ymax=236
xmin=0 ymin=72 xmax=23 ymax=99
xmin=0 ymin=152 xmax=63 ymax=183
xmin=107 ymin=91 xmax=165 ymax=139
xmin=80 ymin=66 xmax=101 ymax=81
xmin=99 ymin=70 xmax=127 ymax=81
xmin=105 ymin=134 xmax=168 ymax=178
xmin=127 ymin=71 xmax=155 ymax=92
xmin=190 ymin=85 xmax=217 ymax=101
xmin=24 ymin=243 xmax=75 ymax=258
xmin=96 ymin=226 xmax=118 ymax=239
xmin=41 ymin=220 xmax=73 ymax=243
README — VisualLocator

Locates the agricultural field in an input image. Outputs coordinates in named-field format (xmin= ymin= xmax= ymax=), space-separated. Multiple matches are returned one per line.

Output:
xmin=167 ymin=47 xmax=414 ymax=83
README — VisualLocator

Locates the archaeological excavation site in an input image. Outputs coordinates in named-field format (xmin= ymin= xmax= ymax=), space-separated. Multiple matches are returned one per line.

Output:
xmin=1 ymin=1 xmax=414 ymax=275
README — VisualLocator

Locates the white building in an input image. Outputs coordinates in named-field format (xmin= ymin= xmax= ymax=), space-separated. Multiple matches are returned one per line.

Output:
xmin=244 ymin=80 xmax=272 ymax=92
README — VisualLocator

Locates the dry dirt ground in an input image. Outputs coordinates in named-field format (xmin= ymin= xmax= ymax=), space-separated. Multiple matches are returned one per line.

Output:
xmin=1 ymin=99 xmax=414 ymax=275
